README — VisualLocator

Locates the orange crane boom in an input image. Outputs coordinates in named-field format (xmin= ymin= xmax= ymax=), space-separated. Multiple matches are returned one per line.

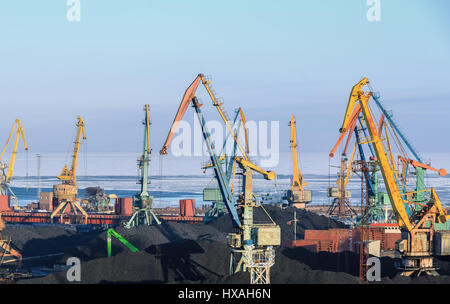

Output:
xmin=398 ymin=156 xmax=447 ymax=177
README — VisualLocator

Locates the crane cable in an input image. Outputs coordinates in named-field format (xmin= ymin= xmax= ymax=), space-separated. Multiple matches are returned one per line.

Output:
xmin=158 ymin=154 xmax=163 ymax=201
xmin=26 ymin=149 xmax=29 ymax=191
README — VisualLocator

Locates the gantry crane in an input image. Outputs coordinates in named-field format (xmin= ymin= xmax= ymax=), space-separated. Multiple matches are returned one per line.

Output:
xmin=0 ymin=119 xmax=28 ymax=207
xmin=286 ymin=115 xmax=311 ymax=208
xmin=51 ymin=116 xmax=88 ymax=224
xmin=338 ymin=78 xmax=449 ymax=276
xmin=125 ymin=105 xmax=160 ymax=228
xmin=161 ymin=75 xmax=280 ymax=284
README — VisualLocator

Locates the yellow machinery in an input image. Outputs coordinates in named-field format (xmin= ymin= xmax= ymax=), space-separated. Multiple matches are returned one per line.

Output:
xmin=229 ymin=156 xmax=280 ymax=284
xmin=0 ymin=119 xmax=28 ymax=207
xmin=0 ymin=215 xmax=22 ymax=271
xmin=339 ymin=78 xmax=448 ymax=276
xmin=51 ymin=116 xmax=88 ymax=224
xmin=287 ymin=115 xmax=311 ymax=208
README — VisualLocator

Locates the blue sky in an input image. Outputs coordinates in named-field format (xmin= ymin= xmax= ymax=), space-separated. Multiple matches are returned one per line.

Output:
xmin=0 ymin=0 xmax=449 ymax=155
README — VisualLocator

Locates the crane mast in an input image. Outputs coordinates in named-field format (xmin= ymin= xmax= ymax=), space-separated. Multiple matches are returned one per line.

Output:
xmin=124 ymin=105 xmax=160 ymax=228
xmin=287 ymin=115 xmax=311 ymax=208
xmin=56 ymin=116 xmax=86 ymax=185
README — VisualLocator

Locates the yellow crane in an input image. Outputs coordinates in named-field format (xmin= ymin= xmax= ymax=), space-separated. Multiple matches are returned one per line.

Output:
xmin=339 ymin=78 xmax=448 ymax=276
xmin=287 ymin=115 xmax=311 ymax=208
xmin=51 ymin=116 xmax=88 ymax=224
xmin=56 ymin=116 xmax=86 ymax=185
xmin=0 ymin=119 xmax=28 ymax=207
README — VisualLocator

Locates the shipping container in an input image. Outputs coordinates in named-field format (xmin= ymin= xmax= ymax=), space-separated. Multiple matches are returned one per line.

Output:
xmin=120 ymin=198 xmax=133 ymax=216
xmin=179 ymin=199 xmax=196 ymax=217
xmin=0 ymin=195 xmax=10 ymax=211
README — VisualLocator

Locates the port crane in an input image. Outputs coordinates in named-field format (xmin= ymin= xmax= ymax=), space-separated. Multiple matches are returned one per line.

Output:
xmin=287 ymin=114 xmax=311 ymax=208
xmin=0 ymin=119 xmax=28 ymax=207
xmin=160 ymin=73 xmax=250 ymax=221
xmin=338 ymin=78 xmax=448 ymax=276
xmin=161 ymin=75 xmax=280 ymax=284
xmin=125 ymin=105 xmax=160 ymax=228
xmin=51 ymin=116 xmax=88 ymax=224
xmin=203 ymin=107 xmax=248 ymax=222
xmin=331 ymin=80 xmax=448 ymax=225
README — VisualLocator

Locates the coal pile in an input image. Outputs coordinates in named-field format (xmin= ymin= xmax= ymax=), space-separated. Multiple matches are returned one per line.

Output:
xmin=19 ymin=239 xmax=360 ymax=284
xmin=9 ymin=206 xmax=450 ymax=284
xmin=3 ymin=225 xmax=102 ymax=258
xmin=19 ymin=239 xmax=230 ymax=284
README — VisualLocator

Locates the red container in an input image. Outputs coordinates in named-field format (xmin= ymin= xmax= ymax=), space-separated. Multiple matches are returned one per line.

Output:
xmin=179 ymin=199 xmax=196 ymax=217
xmin=317 ymin=240 xmax=335 ymax=252
xmin=293 ymin=240 xmax=318 ymax=252
xmin=304 ymin=230 xmax=330 ymax=240
xmin=303 ymin=229 xmax=351 ymax=252
xmin=119 ymin=198 xmax=133 ymax=216
xmin=0 ymin=195 xmax=11 ymax=211
xmin=384 ymin=233 xmax=401 ymax=251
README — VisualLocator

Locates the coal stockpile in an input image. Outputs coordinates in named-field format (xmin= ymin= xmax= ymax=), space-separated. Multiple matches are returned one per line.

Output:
xmin=207 ymin=204 xmax=348 ymax=240
xmin=3 ymin=225 xmax=103 ymax=258
xmin=18 ymin=239 xmax=361 ymax=284
xmin=18 ymin=240 xmax=231 ymax=284
xmin=9 ymin=206 xmax=450 ymax=284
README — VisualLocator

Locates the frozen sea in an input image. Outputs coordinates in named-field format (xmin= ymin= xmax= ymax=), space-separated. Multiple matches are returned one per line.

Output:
xmin=8 ymin=152 xmax=450 ymax=207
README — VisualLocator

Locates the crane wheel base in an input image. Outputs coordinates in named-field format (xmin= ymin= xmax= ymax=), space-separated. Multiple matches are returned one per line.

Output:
xmin=396 ymin=256 xmax=439 ymax=277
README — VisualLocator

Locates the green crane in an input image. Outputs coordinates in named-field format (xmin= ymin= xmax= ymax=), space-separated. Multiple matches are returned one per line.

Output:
xmin=107 ymin=228 xmax=139 ymax=257
xmin=125 ymin=105 xmax=161 ymax=228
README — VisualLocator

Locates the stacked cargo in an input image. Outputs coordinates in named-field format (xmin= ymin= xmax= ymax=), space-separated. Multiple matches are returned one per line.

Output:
xmin=297 ymin=228 xmax=351 ymax=253
xmin=352 ymin=224 xmax=402 ymax=252
xmin=158 ymin=199 xmax=203 ymax=223
xmin=287 ymin=224 xmax=402 ymax=254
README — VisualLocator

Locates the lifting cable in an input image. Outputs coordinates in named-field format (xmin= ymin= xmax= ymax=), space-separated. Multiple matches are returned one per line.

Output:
xmin=83 ymin=135 xmax=88 ymax=179
xmin=25 ymin=149 xmax=29 ymax=191
xmin=158 ymin=154 xmax=163 ymax=201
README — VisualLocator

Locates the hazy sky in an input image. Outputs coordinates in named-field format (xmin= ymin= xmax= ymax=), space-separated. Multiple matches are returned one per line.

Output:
xmin=0 ymin=0 xmax=449 ymax=156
